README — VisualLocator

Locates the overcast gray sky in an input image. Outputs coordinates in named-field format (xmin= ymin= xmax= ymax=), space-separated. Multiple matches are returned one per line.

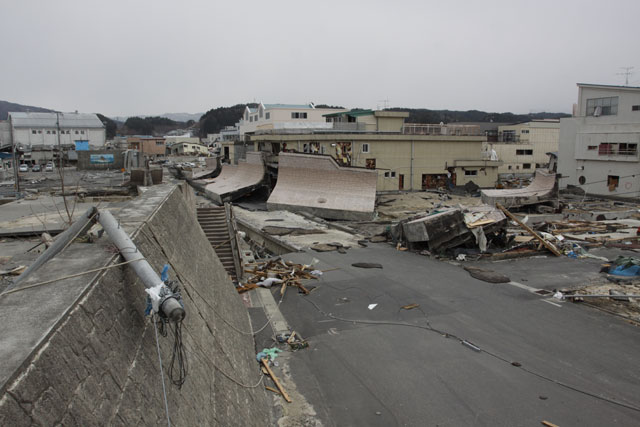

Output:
xmin=2 ymin=0 xmax=639 ymax=117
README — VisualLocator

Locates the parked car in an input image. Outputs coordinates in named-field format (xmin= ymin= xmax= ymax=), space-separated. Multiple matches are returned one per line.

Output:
xmin=45 ymin=163 xmax=54 ymax=172
xmin=19 ymin=164 xmax=29 ymax=172
xmin=32 ymin=164 xmax=41 ymax=172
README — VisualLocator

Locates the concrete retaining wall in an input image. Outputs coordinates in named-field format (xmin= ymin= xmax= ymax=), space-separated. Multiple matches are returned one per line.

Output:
xmin=0 ymin=183 xmax=272 ymax=426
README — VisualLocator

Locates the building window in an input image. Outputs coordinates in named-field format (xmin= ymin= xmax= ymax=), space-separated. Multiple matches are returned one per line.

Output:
xmin=508 ymin=165 xmax=512 ymax=170
xmin=599 ymin=143 xmax=638 ymax=156
xmin=619 ymin=143 xmax=637 ymax=156
xmin=464 ymin=170 xmax=478 ymax=176
xmin=254 ymin=116 xmax=258 ymax=122
xmin=516 ymin=149 xmax=533 ymax=155
xmin=384 ymin=171 xmax=390 ymax=178
xmin=32 ymin=130 xmax=36 ymax=134
xmin=46 ymin=130 xmax=51 ymax=134
xmin=66 ymin=130 xmax=70 ymax=134
xmin=521 ymin=129 xmax=529 ymax=134
xmin=75 ymin=131 xmax=79 ymax=134
xmin=38 ymin=130 xmax=42 ymax=134
xmin=608 ymin=175 xmax=619 ymax=191
xmin=259 ymin=109 xmax=263 ymax=118
xmin=81 ymin=130 xmax=85 ymax=134
xmin=586 ymin=96 xmax=618 ymax=116
xmin=523 ymin=163 xmax=531 ymax=169
xmin=52 ymin=130 xmax=56 ymax=134
xmin=291 ymin=112 xmax=308 ymax=119
xmin=365 ymin=159 xmax=376 ymax=169
xmin=632 ymin=105 xmax=640 ymax=111
xmin=391 ymin=171 xmax=396 ymax=178
xmin=320 ymin=145 xmax=325 ymax=154
xmin=587 ymin=145 xmax=598 ymax=150
xmin=156 ymin=141 xmax=164 ymax=146
xmin=249 ymin=116 xmax=253 ymax=122
xmin=362 ymin=143 xmax=370 ymax=153
xmin=266 ymin=112 xmax=270 ymax=120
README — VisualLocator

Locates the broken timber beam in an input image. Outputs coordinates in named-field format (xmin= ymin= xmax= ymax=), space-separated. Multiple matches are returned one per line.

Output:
xmin=261 ymin=358 xmax=291 ymax=403
xmin=496 ymin=203 xmax=562 ymax=257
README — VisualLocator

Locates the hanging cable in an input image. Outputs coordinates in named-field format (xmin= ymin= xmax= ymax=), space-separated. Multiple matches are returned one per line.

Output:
xmin=152 ymin=314 xmax=172 ymax=427
xmin=169 ymin=318 xmax=188 ymax=388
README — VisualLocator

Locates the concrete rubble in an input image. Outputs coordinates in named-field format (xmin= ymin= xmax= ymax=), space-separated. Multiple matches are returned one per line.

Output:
xmin=200 ymin=152 xmax=266 ymax=204
xmin=481 ymin=169 xmax=558 ymax=210
xmin=266 ymin=152 xmax=377 ymax=221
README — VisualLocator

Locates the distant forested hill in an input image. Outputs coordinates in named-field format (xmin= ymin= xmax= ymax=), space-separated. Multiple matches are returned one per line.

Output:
xmin=199 ymin=103 xmax=257 ymax=137
xmin=387 ymin=108 xmax=571 ymax=124
xmin=122 ymin=116 xmax=192 ymax=136
xmin=0 ymin=100 xmax=53 ymax=120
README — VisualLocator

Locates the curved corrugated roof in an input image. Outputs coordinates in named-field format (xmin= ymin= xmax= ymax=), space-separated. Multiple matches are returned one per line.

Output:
xmin=9 ymin=112 xmax=105 ymax=128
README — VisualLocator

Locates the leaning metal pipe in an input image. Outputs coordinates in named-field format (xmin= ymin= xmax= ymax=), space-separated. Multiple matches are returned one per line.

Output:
xmin=97 ymin=210 xmax=185 ymax=322
xmin=9 ymin=206 xmax=98 ymax=290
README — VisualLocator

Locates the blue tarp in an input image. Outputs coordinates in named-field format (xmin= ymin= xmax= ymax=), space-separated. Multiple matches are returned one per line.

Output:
xmin=75 ymin=140 xmax=89 ymax=151
xmin=609 ymin=265 xmax=640 ymax=276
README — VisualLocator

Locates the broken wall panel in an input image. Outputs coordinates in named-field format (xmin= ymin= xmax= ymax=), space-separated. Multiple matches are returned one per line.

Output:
xmin=267 ymin=153 xmax=377 ymax=221
xmin=402 ymin=209 xmax=471 ymax=251
xmin=481 ymin=170 xmax=558 ymax=209
xmin=203 ymin=152 xmax=266 ymax=204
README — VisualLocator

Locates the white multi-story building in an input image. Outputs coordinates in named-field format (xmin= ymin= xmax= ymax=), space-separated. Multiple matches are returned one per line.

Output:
xmin=558 ymin=83 xmax=640 ymax=197
xmin=8 ymin=112 xmax=106 ymax=149
xmin=489 ymin=120 xmax=560 ymax=177
xmin=237 ymin=103 xmax=347 ymax=136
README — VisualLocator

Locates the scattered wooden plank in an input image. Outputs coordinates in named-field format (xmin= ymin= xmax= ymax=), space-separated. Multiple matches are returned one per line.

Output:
xmin=541 ymin=421 xmax=559 ymax=427
xmin=496 ymin=203 xmax=562 ymax=257
xmin=265 ymin=386 xmax=281 ymax=395
xmin=261 ymin=358 xmax=291 ymax=403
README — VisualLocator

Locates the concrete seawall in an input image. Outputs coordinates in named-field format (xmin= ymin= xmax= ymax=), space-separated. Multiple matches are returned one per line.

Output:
xmin=0 ymin=183 xmax=272 ymax=426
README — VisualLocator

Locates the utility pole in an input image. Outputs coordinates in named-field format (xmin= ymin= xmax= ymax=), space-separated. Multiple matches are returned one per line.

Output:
xmin=617 ymin=66 xmax=634 ymax=85
xmin=10 ymin=115 xmax=20 ymax=194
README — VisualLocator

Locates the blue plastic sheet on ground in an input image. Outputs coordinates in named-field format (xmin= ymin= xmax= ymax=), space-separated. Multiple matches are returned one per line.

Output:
xmin=609 ymin=264 xmax=640 ymax=276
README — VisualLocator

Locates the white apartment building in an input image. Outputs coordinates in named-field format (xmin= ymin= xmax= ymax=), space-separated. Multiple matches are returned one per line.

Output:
xmin=558 ymin=83 xmax=640 ymax=197
xmin=489 ymin=120 xmax=560 ymax=176
xmin=8 ymin=112 xmax=106 ymax=149
xmin=237 ymin=103 xmax=347 ymax=136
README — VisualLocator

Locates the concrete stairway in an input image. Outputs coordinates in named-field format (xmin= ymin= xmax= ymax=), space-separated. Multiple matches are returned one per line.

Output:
xmin=196 ymin=206 xmax=238 ymax=282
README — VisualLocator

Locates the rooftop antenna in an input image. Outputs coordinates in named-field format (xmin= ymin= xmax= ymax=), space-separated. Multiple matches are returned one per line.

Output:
xmin=617 ymin=66 xmax=634 ymax=85
xmin=377 ymin=98 xmax=390 ymax=110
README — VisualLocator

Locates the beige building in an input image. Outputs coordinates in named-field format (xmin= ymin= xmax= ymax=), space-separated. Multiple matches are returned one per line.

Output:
xmin=164 ymin=135 xmax=201 ymax=146
xmin=246 ymin=110 xmax=501 ymax=191
xmin=489 ymin=120 xmax=559 ymax=176
xmin=559 ymin=83 xmax=640 ymax=197
xmin=169 ymin=142 xmax=210 ymax=156
xmin=127 ymin=136 xmax=166 ymax=158
xmin=238 ymin=103 xmax=348 ymax=136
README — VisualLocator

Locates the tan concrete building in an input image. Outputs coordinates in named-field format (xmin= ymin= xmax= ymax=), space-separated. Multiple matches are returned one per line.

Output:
xmin=169 ymin=142 xmax=210 ymax=155
xmin=489 ymin=120 xmax=559 ymax=176
xmin=246 ymin=110 xmax=501 ymax=191
xmin=127 ymin=136 xmax=166 ymax=158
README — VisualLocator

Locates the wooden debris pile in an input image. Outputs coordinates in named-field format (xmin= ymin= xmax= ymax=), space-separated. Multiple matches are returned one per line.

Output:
xmin=543 ymin=220 xmax=632 ymax=236
xmin=237 ymin=257 xmax=319 ymax=295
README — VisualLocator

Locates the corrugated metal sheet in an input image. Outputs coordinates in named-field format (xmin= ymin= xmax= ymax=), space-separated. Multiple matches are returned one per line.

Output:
xmin=9 ymin=112 xmax=105 ymax=129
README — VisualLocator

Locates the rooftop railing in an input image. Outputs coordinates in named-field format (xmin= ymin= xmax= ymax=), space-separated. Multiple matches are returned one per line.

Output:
xmin=403 ymin=124 xmax=483 ymax=136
